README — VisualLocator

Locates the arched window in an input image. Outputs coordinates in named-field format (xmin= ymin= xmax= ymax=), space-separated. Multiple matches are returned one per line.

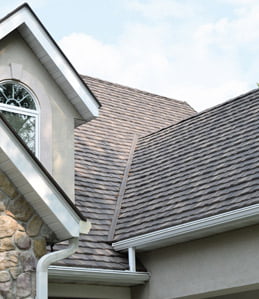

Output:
xmin=0 ymin=81 xmax=39 ymax=155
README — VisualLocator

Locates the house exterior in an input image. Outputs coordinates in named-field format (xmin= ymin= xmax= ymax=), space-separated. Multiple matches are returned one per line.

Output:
xmin=0 ymin=4 xmax=98 ymax=298
xmin=0 ymin=3 xmax=259 ymax=299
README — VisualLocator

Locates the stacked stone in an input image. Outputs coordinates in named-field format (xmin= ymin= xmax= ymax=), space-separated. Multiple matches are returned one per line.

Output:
xmin=0 ymin=171 xmax=54 ymax=299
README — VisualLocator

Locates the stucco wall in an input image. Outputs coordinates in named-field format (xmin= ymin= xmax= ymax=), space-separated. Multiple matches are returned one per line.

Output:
xmin=49 ymin=283 xmax=131 ymax=299
xmin=0 ymin=170 xmax=54 ymax=298
xmin=132 ymin=225 xmax=259 ymax=299
xmin=0 ymin=31 xmax=81 ymax=200
xmin=212 ymin=289 xmax=259 ymax=299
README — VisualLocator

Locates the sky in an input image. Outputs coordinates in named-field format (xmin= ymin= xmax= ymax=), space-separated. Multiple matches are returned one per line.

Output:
xmin=1 ymin=0 xmax=259 ymax=112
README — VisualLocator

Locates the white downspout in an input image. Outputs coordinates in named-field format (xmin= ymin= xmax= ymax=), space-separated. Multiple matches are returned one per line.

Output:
xmin=128 ymin=247 xmax=136 ymax=272
xmin=36 ymin=237 xmax=79 ymax=299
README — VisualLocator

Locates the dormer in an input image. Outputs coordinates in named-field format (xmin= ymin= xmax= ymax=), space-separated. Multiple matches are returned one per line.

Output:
xmin=0 ymin=4 xmax=101 ymax=200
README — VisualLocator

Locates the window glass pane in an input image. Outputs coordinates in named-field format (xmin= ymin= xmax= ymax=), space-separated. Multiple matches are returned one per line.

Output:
xmin=2 ymin=111 xmax=36 ymax=153
xmin=0 ymin=82 xmax=36 ymax=110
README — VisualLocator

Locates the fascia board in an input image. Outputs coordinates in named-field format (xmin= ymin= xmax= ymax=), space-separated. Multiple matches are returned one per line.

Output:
xmin=0 ymin=120 xmax=81 ymax=240
xmin=0 ymin=5 xmax=100 ymax=121
xmin=48 ymin=265 xmax=150 ymax=286
xmin=113 ymin=203 xmax=259 ymax=251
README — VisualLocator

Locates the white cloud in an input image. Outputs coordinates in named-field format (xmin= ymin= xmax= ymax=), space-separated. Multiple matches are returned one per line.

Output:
xmin=59 ymin=33 xmax=122 ymax=81
xmin=222 ymin=0 xmax=258 ymax=4
xmin=2 ymin=0 xmax=259 ymax=112
xmin=126 ymin=0 xmax=197 ymax=19
xmin=60 ymin=26 xmax=172 ymax=97
xmin=195 ymin=3 xmax=259 ymax=46
xmin=59 ymin=1 xmax=259 ymax=112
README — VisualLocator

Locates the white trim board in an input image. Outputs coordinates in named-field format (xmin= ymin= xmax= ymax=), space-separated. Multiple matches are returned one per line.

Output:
xmin=0 ymin=118 xmax=88 ymax=241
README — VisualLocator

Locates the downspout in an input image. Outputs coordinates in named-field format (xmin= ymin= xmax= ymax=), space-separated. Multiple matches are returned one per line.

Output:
xmin=36 ymin=237 xmax=79 ymax=299
xmin=128 ymin=247 xmax=136 ymax=272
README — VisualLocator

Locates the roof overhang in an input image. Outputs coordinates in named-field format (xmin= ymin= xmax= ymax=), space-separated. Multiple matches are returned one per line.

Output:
xmin=0 ymin=3 xmax=100 ymax=125
xmin=113 ymin=203 xmax=259 ymax=252
xmin=0 ymin=116 xmax=90 ymax=241
xmin=48 ymin=266 xmax=150 ymax=287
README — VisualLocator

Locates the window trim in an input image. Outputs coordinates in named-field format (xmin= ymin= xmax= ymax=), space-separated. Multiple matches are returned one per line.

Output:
xmin=0 ymin=63 xmax=52 ymax=173
xmin=0 ymin=80 xmax=40 ymax=156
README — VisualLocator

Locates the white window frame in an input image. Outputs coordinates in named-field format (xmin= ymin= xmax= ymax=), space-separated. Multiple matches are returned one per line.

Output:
xmin=0 ymin=80 xmax=40 ymax=157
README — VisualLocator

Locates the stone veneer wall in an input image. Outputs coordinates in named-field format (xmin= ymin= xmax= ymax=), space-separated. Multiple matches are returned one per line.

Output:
xmin=0 ymin=171 xmax=55 ymax=299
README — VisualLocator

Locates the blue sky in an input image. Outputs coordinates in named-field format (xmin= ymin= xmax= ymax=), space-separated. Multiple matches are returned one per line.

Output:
xmin=2 ymin=0 xmax=259 ymax=111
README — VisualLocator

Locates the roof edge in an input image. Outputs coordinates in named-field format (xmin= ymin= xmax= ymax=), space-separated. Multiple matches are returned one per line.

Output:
xmin=48 ymin=265 xmax=150 ymax=286
xmin=81 ymin=75 xmax=194 ymax=112
xmin=113 ymin=202 xmax=259 ymax=251
xmin=0 ymin=3 xmax=101 ymax=122
xmin=140 ymin=87 xmax=259 ymax=141
xmin=0 ymin=115 xmax=86 ymax=240
xmin=20 ymin=4 xmax=101 ymax=107
xmin=0 ymin=114 xmax=86 ymax=221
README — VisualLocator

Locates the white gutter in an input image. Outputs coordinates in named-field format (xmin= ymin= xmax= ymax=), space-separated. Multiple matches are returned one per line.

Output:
xmin=36 ymin=237 xmax=79 ymax=299
xmin=113 ymin=203 xmax=259 ymax=252
xmin=48 ymin=265 xmax=150 ymax=286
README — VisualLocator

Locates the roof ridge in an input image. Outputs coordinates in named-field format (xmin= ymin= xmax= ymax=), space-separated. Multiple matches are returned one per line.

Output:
xmin=107 ymin=134 xmax=139 ymax=242
xmin=81 ymin=74 xmax=195 ymax=110
xmin=139 ymin=87 xmax=259 ymax=141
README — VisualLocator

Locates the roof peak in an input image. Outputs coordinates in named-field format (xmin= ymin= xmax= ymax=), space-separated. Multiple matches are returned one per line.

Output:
xmin=0 ymin=3 xmax=100 ymax=123
xmin=81 ymin=74 xmax=194 ymax=109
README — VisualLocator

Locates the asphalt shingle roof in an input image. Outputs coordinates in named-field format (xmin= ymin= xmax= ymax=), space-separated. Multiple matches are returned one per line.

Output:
xmin=56 ymin=75 xmax=195 ymax=269
xmin=114 ymin=89 xmax=259 ymax=241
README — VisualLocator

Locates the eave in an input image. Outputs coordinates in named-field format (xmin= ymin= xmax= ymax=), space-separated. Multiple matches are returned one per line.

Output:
xmin=113 ymin=203 xmax=259 ymax=252
xmin=0 ymin=116 xmax=90 ymax=241
xmin=48 ymin=266 xmax=150 ymax=287
xmin=0 ymin=3 xmax=101 ymax=125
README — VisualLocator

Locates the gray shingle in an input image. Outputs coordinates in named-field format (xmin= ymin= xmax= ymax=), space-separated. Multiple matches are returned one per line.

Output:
xmin=114 ymin=89 xmax=259 ymax=241
xmin=56 ymin=75 xmax=195 ymax=269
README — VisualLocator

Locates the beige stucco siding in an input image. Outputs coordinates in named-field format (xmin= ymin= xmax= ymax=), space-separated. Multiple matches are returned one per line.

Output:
xmin=212 ymin=289 xmax=259 ymax=299
xmin=132 ymin=224 xmax=259 ymax=299
xmin=49 ymin=283 xmax=131 ymax=299
xmin=0 ymin=31 xmax=81 ymax=200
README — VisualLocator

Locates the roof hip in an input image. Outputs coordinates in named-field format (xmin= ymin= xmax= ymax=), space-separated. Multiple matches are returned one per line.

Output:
xmin=108 ymin=134 xmax=139 ymax=241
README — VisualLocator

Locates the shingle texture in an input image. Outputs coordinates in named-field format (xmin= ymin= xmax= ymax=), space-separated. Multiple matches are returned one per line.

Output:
xmin=56 ymin=75 xmax=195 ymax=269
xmin=114 ymin=89 xmax=259 ymax=241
